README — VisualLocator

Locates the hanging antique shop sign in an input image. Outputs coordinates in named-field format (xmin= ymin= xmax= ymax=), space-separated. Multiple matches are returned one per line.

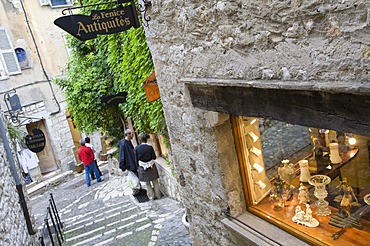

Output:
xmin=25 ymin=128 xmax=46 ymax=153
xmin=143 ymin=71 xmax=160 ymax=102
xmin=54 ymin=4 xmax=140 ymax=41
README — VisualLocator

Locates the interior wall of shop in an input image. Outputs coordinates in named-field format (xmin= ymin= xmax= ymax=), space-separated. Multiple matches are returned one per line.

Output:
xmin=143 ymin=1 xmax=370 ymax=245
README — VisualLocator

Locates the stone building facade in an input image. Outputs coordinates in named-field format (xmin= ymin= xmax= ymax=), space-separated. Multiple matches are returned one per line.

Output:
xmin=0 ymin=0 xmax=77 ymax=180
xmin=0 ymin=133 xmax=37 ymax=245
xmin=143 ymin=1 xmax=370 ymax=245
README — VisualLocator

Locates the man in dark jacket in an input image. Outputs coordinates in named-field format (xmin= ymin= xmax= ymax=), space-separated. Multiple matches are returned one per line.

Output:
xmin=117 ymin=129 xmax=140 ymax=194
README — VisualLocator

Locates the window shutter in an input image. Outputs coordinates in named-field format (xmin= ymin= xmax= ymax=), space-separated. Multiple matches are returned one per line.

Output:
xmin=0 ymin=55 xmax=8 ymax=79
xmin=0 ymin=27 xmax=21 ymax=75
xmin=39 ymin=0 xmax=50 ymax=6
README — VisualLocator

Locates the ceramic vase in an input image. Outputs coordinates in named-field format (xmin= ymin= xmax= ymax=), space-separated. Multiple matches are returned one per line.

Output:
xmin=278 ymin=160 xmax=295 ymax=186
xmin=299 ymin=160 xmax=311 ymax=182
xmin=329 ymin=143 xmax=342 ymax=164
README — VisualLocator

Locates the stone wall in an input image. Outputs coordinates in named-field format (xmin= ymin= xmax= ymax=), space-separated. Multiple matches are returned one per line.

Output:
xmin=0 ymin=123 xmax=37 ymax=245
xmin=155 ymin=158 xmax=181 ymax=201
xmin=143 ymin=1 xmax=370 ymax=245
xmin=146 ymin=0 xmax=370 ymax=80
xmin=47 ymin=101 xmax=76 ymax=172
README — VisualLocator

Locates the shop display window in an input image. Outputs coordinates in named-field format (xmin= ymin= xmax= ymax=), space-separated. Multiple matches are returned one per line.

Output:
xmin=233 ymin=116 xmax=370 ymax=245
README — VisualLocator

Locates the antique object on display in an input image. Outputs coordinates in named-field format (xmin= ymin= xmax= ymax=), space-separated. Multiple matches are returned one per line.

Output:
xmin=330 ymin=178 xmax=362 ymax=228
xmin=308 ymin=175 xmax=331 ymax=216
xmin=240 ymin=117 xmax=271 ymax=204
xmin=298 ymin=183 xmax=310 ymax=204
xmin=252 ymin=163 xmax=264 ymax=173
xmin=365 ymin=194 xmax=370 ymax=205
xmin=299 ymin=160 xmax=311 ymax=182
xmin=269 ymin=185 xmax=280 ymax=204
xmin=331 ymin=194 xmax=370 ymax=240
xmin=271 ymin=178 xmax=292 ymax=211
xmin=255 ymin=180 xmax=267 ymax=190
xmin=278 ymin=159 xmax=295 ymax=187
xmin=292 ymin=204 xmax=319 ymax=227
xmin=248 ymin=131 xmax=259 ymax=143
xmin=250 ymin=146 xmax=262 ymax=156
xmin=329 ymin=142 xmax=342 ymax=164
xmin=336 ymin=177 xmax=360 ymax=217
xmin=336 ymin=132 xmax=349 ymax=154
xmin=308 ymin=137 xmax=321 ymax=174
xmin=312 ymin=137 xmax=324 ymax=160
xmin=318 ymin=129 xmax=329 ymax=148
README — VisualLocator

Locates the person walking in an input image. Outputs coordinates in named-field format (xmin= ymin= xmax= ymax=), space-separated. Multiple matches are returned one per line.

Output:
xmin=78 ymin=138 xmax=103 ymax=187
xmin=135 ymin=132 xmax=161 ymax=200
xmin=85 ymin=136 xmax=102 ymax=179
xmin=118 ymin=129 xmax=140 ymax=194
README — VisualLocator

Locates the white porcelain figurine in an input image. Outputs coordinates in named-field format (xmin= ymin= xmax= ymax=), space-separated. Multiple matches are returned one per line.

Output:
xmin=292 ymin=204 xmax=319 ymax=227
xmin=298 ymin=183 xmax=310 ymax=204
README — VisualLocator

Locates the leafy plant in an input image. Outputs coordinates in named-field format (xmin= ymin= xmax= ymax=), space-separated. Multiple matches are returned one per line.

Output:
xmin=54 ymin=0 xmax=168 ymax=142
xmin=6 ymin=120 xmax=23 ymax=141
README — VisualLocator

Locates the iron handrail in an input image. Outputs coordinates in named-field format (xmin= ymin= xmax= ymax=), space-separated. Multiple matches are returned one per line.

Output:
xmin=39 ymin=193 xmax=64 ymax=246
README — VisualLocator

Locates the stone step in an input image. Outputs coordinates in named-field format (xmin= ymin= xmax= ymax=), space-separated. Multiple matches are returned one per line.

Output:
xmin=64 ymin=214 xmax=152 ymax=245
xmin=62 ymin=200 xmax=133 ymax=227
xmin=63 ymin=197 xmax=153 ymax=245
xmin=26 ymin=171 xmax=74 ymax=196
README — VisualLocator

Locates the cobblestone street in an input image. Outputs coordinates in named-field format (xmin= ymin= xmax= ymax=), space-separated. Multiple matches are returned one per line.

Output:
xmin=29 ymin=165 xmax=192 ymax=246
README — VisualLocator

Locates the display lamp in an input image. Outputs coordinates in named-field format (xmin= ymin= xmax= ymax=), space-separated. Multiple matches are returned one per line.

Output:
xmin=348 ymin=135 xmax=356 ymax=146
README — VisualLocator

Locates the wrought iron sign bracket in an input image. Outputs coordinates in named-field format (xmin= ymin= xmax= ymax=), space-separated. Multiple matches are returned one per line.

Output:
xmin=137 ymin=0 xmax=152 ymax=27
xmin=4 ymin=93 xmax=43 ymax=126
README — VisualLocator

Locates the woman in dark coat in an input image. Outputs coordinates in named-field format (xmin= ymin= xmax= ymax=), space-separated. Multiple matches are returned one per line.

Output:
xmin=135 ymin=132 xmax=161 ymax=200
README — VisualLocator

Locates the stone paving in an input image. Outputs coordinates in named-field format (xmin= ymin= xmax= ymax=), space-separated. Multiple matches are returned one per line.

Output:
xmin=29 ymin=165 xmax=192 ymax=246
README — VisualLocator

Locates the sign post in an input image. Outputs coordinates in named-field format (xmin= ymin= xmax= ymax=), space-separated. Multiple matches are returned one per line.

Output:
xmin=143 ymin=72 xmax=160 ymax=102
xmin=25 ymin=128 xmax=46 ymax=153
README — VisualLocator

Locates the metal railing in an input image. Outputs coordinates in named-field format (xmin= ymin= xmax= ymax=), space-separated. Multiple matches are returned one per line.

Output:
xmin=39 ymin=193 xmax=64 ymax=246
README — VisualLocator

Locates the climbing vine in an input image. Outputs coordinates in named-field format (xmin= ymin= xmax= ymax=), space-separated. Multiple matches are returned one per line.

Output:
xmin=55 ymin=0 xmax=167 ymax=142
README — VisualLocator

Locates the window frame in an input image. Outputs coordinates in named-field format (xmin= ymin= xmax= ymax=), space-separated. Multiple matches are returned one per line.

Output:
xmin=0 ymin=27 xmax=21 ymax=79
xmin=231 ymin=115 xmax=370 ymax=246
xmin=39 ymin=0 xmax=73 ymax=7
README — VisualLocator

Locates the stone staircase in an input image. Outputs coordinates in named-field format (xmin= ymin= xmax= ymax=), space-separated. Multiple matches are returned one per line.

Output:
xmin=30 ymin=165 xmax=192 ymax=246
xmin=62 ymin=196 xmax=155 ymax=246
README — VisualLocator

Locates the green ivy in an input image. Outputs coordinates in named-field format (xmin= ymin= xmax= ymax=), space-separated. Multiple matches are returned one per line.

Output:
xmin=54 ymin=0 xmax=168 ymax=142
xmin=6 ymin=120 xmax=23 ymax=141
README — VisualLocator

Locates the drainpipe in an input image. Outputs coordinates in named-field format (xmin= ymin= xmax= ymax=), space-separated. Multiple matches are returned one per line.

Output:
xmin=0 ymin=116 xmax=36 ymax=235
xmin=20 ymin=0 xmax=61 ymax=116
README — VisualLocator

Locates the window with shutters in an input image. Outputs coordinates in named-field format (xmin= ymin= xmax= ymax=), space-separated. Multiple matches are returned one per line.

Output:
xmin=0 ymin=27 xmax=21 ymax=79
